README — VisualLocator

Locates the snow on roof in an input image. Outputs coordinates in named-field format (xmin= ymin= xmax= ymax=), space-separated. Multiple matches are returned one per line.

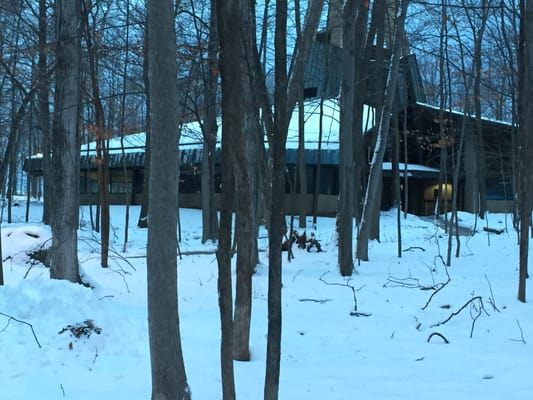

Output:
xmin=285 ymin=98 xmax=375 ymax=150
xmin=80 ymin=120 xmax=217 ymax=155
xmin=382 ymin=162 xmax=439 ymax=173
xmin=81 ymin=99 xmax=375 ymax=155
xmin=81 ymin=131 xmax=147 ymax=154
xmin=415 ymin=101 xmax=514 ymax=127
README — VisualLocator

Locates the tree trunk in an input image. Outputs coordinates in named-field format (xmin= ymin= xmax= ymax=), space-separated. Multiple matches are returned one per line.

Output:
xmin=357 ymin=0 xmax=409 ymax=262
xmin=138 ymin=22 xmax=151 ymax=229
xmin=49 ymin=0 xmax=81 ymax=283
xmin=82 ymin=2 xmax=110 ymax=268
xmin=215 ymin=0 xmax=240 ymax=396
xmin=146 ymin=0 xmax=191 ymax=398
xmin=337 ymin=0 xmax=356 ymax=276
xmin=392 ymin=116 xmax=402 ymax=258
xmin=262 ymin=1 xmax=324 ymax=397
xmin=473 ymin=2 xmax=489 ymax=218
xmin=517 ymin=0 xmax=533 ymax=302
xmin=233 ymin=102 xmax=260 ymax=362
xmin=297 ymin=99 xmax=307 ymax=228
xmin=232 ymin=67 xmax=260 ymax=363
xmin=38 ymin=0 xmax=52 ymax=225
xmin=264 ymin=1 xmax=289 ymax=398
xmin=201 ymin=0 xmax=220 ymax=243
xmin=366 ymin=0 xmax=387 ymax=242
xmin=119 ymin=0 xmax=131 ymax=253
xmin=353 ymin=1 xmax=371 ymax=225
xmin=230 ymin=0 xmax=264 ymax=363
xmin=311 ymin=99 xmax=324 ymax=226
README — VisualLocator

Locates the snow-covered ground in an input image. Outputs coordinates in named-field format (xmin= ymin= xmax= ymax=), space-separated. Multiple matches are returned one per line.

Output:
xmin=1 ymin=201 xmax=532 ymax=399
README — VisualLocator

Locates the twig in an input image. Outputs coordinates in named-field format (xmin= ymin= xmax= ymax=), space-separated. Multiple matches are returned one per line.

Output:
xmin=384 ymin=274 xmax=436 ymax=291
xmin=350 ymin=311 xmax=372 ymax=317
xmin=431 ymin=296 xmax=487 ymax=338
xmin=422 ymin=266 xmax=451 ymax=310
xmin=482 ymin=227 xmax=504 ymax=235
xmin=427 ymin=332 xmax=450 ymax=344
xmin=384 ymin=275 xmax=423 ymax=289
xmin=108 ymin=267 xmax=131 ymax=293
xmin=293 ymin=269 xmax=304 ymax=282
xmin=79 ymin=236 xmax=136 ymax=272
xmin=299 ymin=298 xmax=331 ymax=304
xmin=403 ymin=246 xmax=426 ymax=252
xmin=469 ymin=299 xmax=485 ymax=338
xmin=484 ymin=274 xmax=500 ymax=313
xmin=319 ymin=271 xmax=359 ymax=313
xmin=0 ymin=311 xmax=42 ymax=348
xmin=24 ymin=262 xmax=37 ymax=279
xmin=511 ymin=319 xmax=526 ymax=344
xmin=93 ymin=347 xmax=99 ymax=364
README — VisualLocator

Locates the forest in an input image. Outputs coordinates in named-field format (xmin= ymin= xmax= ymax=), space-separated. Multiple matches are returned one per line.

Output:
xmin=0 ymin=1 xmax=532 ymax=399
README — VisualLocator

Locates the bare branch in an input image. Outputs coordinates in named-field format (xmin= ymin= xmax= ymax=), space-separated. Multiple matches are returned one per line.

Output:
xmin=431 ymin=296 xmax=488 ymax=338
xmin=422 ymin=265 xmax=451 ymax=310
xmin=427 ymin=331 xmax=450 ymax=344
xmin=319 ymin=271 xmax=370 ymax=316
xmin=510 ymin=319 xmax=526 ymax=344
xmin=0 ymin=311 xmax=41 ymax=348
xmin=484 ymin=274 xmax=500 ymax=313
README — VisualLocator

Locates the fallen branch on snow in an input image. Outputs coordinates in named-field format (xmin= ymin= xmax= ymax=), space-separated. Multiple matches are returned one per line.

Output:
xmin=422 ymin=265 xmax=451 ymax=310
xmin=431 ymin=296 xmax=488 ymax=338
xmin=298 ymin=298 xmax=332 ymax=304
xmin=510 ymin=319 xmax=526 ymax=344
xmin=319 ymin=271 xmax=370 ymax=316
xmin=0 ymin=311 xmax=41 ymax=348
xmin=427 ymin=331 xmax=449 ymax=344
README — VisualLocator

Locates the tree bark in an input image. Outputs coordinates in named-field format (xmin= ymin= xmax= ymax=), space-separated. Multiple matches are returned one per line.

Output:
xmin=262 ymin=1 xmax=324 ymax=397
xmin=201 ymin=0 xmax=220 ymax=243
xmin=297 ymin=99 xmax=307 ymax=228
xmin=119 ymin=0 xmax=132 ymax=253
xmin=337 ymin=0 xmax=357 ymax=276
xmin=215 ymin=0 xmax=239 ymax=396
xmin=517 ymin=0 xmax=532 ymax=302
xmin=138 ymin=22 xmax=151 ymax=229
xmin=49 ymin=0 xmax=81 ymax=283
xmin=81 ymin=2 xmax=110 ymax=268
xmin=146 ymin=0 xmax=191 ymax=398
xmin=357 ymin=0 xmax=409 ymax=262
xmin=38 ymin=0 xmax=52 ymax=225
xmin=365 ymin=0 xmax=387 ymax=242
xmin=264 ymin=1 xmax=289 ymax=397
xmin=200 ymin=128 xmax=219 ymax=242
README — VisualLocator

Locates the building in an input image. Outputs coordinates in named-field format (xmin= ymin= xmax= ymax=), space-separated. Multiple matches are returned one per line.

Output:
xmin=23 ymin=41 xmax=514 ymax=216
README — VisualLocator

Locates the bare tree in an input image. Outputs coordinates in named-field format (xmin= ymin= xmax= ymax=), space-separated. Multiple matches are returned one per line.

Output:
xmin=215 ymin=1 xmax=238 ymax=397
xmin=356 ymin=0 xmax=409 ymax=262
xmin=337 ymin=0 xmax=357 ymax=276
xmin=38 ymin=0 xmax=52 ymax=225
xmin=230 ymin=0 xmax=265 ymax=363
xmin=262 ymin=1 xmax=325 ymax=398
xmin=138 ymin=20 xmax=150 ymax=229
xmin=81 ymin=0 xmax=110 ymax=268
xmin=49 ymin=0 xmax=81 ymax=283
xmin=146 ymin=0 xmax=191 ymax=398
xmin=264 ymin=0 xmax=289 ymax=396
xmin=119 ymin=0 xmax=132 ymax=253
xmin=517 ymin=0 xmax=532 ymax=302
xmin=200 ymin=0 xmax=220 ymax=243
